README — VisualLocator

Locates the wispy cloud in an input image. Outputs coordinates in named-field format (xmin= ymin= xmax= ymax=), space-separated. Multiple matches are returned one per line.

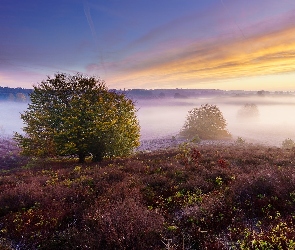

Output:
xmin=83 ymin=0 xmax=106 ymax=72
xmin=2 ymin=0 xmax=295 ymax=90
xmin=105 ymin=10 xmax=295 ymax=89
xmin=83 ymin=0 xmax=97 ymax=40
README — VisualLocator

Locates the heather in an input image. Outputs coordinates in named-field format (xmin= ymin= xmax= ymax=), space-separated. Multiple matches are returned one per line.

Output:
xmin=0 ymin=137 xmax=28 ymax=170
xmin=1 ymin=141 xmax=295 ymax=249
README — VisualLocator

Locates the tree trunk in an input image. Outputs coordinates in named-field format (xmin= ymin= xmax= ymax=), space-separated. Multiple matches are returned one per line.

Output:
xmin=78 ymin=153 xmax=86 ymax=163
xmin=92 ymin=151 xmax=103 ymax=162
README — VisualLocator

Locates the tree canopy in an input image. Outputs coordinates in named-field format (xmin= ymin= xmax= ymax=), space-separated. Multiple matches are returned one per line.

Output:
xmin=15 ymin=73 xmax=140 ymax=163
xmin=180 ymin=104 xmax=231 ymax=140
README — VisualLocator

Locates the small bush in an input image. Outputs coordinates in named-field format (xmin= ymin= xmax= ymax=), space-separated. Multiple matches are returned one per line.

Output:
xmin=239 ymin=218 xmax=295 ymax=249
xmin=282 ymin=138 xmax=295 ymax=149
xmin=0 ymin=137 xmax=28 ymax=169
xmin=235 ymin=137 xmax=246 ymax=144
xmin=180 ymin=104 xmax=231 ymax=140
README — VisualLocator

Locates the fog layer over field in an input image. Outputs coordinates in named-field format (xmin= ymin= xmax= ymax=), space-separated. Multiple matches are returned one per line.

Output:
xmin=1 ymin=96 xmax=295 ymax=147
xmin=0 ymin=102 xmax=27 ymax=135
xmin=137 ymin=96 xmax=295 ymax=146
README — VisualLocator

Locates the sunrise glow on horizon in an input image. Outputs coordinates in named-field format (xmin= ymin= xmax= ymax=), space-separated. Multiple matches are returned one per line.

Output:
xmin=1 ymin=0 xmax=295 ymax=91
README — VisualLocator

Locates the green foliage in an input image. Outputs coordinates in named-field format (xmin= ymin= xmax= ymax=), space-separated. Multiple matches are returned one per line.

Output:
xmin=239 ymin=219 xmax=295 ymax=249
xmin=180 ymin=104 xmax=231 ymax=140
xmin=176 ymin=144 xmax=201 ymax=167
xmin=282 ymin=138 xmax=295 ymax=149
xmin=14 ymin=73 xmax=140 ymax=163
xmin=235 ymin=137 xmax=246 ymax=144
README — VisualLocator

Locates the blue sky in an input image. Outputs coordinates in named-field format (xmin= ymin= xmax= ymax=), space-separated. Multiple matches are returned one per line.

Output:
xmin=1 ymin=0 xmax=295 ymax=90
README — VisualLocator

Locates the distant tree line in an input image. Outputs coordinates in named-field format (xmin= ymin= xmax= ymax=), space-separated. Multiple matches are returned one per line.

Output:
xmin=1 ymin=86 xmax=294 ymax=102
xmin=118 ymin=89 xmax=295 ymax=100
xmin=122 ymin=88 xmax=225 ymax=99
xmin=0 ymin=87 xmax=32 ymax=102
xmin=0 ymin=87 xmax=225 ymax=101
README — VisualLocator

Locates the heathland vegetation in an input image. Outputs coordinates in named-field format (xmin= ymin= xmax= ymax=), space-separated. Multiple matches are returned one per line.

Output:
xmin=1 ymin=138 xmax=295 ymax=249
xmin=1 ymin=75 xmax=295 ymax=249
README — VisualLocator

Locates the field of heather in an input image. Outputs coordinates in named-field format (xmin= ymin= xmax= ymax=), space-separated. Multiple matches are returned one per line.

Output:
xmin=1 ymin=138 xmax=295 ymax=249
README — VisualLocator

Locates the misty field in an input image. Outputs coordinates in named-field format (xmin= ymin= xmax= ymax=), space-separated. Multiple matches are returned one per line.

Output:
xmin=137 ymin=96 xmax=295 ymax=146
xmin=1 ymin=96 xmax=295 ymax=146
xmin=0 ymin=102 xmax=27 ymax=135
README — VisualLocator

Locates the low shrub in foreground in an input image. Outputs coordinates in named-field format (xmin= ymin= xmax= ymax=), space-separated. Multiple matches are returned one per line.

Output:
xmin=0 ymin=143 xmax=295 ymax=249
xmin=282 ymin=138 xmax=295 ymax=149
xmin=0 ymin=137 xmax=28 ymax=170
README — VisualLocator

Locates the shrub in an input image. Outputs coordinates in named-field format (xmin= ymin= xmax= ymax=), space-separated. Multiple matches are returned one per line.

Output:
xmin=282 ymin=138 xmax=295 ymax=149
xmin=83 ymin=198 xmax=164 ymax=249
xmin=235 ymin=137 xmax=246 ymax=144
xmin=0 ymin=137 xmax=28 ymax=169
xmin=239 ymin=219 xmax=295 ymax=249
xmin=180 ymin=104 xmax=231 ymax=140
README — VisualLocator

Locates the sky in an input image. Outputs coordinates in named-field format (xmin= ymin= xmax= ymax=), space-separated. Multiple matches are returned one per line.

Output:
xmin=1 ymin=0 xmax=295 ymax=91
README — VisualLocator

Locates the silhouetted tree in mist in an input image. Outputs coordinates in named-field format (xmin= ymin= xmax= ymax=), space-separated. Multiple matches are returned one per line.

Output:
xmin=237 ymin=103 xmax=259 ymax=120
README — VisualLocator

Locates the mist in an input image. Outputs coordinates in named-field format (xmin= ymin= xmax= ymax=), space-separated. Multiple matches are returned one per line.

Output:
xmin=1 ymin=96 xmax=295 ymax=147
xmin=0 ymin=102 xmax=27 ymax=135
xmin=136 ymin=96 xmax=295 ymax=146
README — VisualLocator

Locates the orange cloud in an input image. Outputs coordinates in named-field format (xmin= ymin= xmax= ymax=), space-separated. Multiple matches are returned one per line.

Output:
xmin=107 ymin=24 xmax=295 ymax=89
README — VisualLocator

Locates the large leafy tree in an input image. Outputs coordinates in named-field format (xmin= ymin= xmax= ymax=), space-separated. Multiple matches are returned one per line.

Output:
xmin=180 ymin=104 xmax=231 ymax=140
xmin=15 ymin=73 xmax=140 ymax=163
